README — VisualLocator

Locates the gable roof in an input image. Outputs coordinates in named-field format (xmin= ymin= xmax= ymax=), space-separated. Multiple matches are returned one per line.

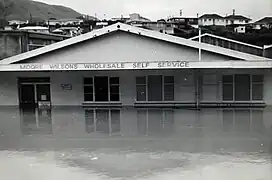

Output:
xmin=224 ymin=15 xmax=251 ymax=21
xmin=0 ymin=22 xmax=270 ymax=65
xmin=254 ymin=17 xmax=272 ymax=25
xmin=199 ymin=14 xmax=224 ymax=19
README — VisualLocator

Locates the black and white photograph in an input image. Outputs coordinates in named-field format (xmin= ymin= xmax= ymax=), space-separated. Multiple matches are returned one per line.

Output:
xmin=0 ymin=0 xmax=272 ymax=179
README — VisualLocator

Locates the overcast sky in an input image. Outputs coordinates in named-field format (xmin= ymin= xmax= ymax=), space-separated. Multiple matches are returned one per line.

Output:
xmin=36 ymin=0 xmax=272 ymax=21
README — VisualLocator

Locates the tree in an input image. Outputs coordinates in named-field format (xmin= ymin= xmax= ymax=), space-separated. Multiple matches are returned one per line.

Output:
xmin=0 ymin=0 xmax=14 ymax=20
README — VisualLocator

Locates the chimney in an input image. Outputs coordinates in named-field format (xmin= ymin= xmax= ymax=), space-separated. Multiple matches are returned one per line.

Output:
xmin=233 ymin=9 xmax=235 ymax=15
xmin=197 ymin=13 xmax=199 ymax=18
xmin=180 ymin=9 xmax=183 ymax=17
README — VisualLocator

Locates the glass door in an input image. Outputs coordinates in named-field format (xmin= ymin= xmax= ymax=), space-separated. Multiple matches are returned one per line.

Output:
xmin=19 ymin=84 xmax=36 ymax=108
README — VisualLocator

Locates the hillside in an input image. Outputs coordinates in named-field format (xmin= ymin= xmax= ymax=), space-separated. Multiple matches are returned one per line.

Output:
xmin=0 ymin=0 xmax=82 ymax=21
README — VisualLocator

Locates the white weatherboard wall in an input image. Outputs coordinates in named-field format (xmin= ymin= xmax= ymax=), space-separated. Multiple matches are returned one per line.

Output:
xmin=24 ymin=31 xmax=234 ymax=64
xmin=0 ymin=69 xmax=270 ymax=106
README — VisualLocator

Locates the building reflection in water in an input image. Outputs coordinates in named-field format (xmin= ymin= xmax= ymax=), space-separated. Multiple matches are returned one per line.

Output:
xmin=16 ymin=107 xmax=270 ymax=138
xmin=20 ymin=107 xmax=52 ymax=135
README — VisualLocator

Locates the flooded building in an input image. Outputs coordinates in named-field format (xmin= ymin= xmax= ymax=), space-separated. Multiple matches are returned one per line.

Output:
xmin=0 ymin=22 xmax=271 ymax=148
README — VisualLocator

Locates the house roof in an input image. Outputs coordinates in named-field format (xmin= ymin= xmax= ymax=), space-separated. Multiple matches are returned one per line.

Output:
xmin=199 ymin=14 xmax=224 ymax=19
xmin=189 ymin=33 xmax=263 ymax=50
xmin=254 ymin=17 xmax=272 ymax=25
xmin=0 ymin=22 xmax=270 ymax=65
xmin=224 ymin=15 xmax=251 ymax=21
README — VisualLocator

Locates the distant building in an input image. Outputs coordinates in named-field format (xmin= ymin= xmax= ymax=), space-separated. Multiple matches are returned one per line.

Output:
xmin=225 ymin=15 xmax=251 ymax=25
xmin=167 ymin=17 xmax=199 ymax=28
xmin=253 ymin=17 xmax=272 ymax=30
xmin=128 ymin=13 xmax=150 ymax=22
xmin=19 ymin=26 xmax=50 ymax=34
xmin=0 ymin=30 xmax=69 ymax=60
xmin=8 ymin=20 xmax=28 ymax=25
xmin=46 ymin=19 xmax=83 ymax=26
xmin=190 ymin=33 xmax=265 ymax=57
xmin=198 ymin=11 xmax=251 ymax=27
xmin=198 ymin=14 xmax=225 ymax=26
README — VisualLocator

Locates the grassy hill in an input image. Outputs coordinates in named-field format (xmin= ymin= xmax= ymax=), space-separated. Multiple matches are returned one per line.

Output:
xmin=0 ymin=0 xmax=82 ymax=21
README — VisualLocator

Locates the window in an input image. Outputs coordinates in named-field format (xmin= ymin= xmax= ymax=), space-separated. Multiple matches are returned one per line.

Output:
xmin=136 ymin=76 xmax=175 ymax=101
xmin=84 ymin=77 xmax=120 ymax=102
xmin=110 ymin=77 xmax=120 ymax=101
xmin=252 ymin=75 xmax=263 ymax=100
xmin=164 ymin=76 xmax=174 ymax=101
xmin=222 ymin=75 xmax=233 ymax=101
xmin=235 ymin=75 xmax=250 ymax=101
xmin=84 ymin=78 xmax=94 ymax=101
xmin=222 ymin=75 xmax=263 ymax=101
xmin=148 ymin=75 xmax=162 ymax=101
xmin=136 ymin=77 xmax=147 ymax=101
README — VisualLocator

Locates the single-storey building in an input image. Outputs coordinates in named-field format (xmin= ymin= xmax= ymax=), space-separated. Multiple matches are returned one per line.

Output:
xmin=0 ymin=22 xmax=272 ymax=139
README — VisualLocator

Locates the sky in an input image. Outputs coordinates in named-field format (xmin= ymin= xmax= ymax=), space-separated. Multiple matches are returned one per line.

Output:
xmin=36 ymin=0 xmax=272 ymax=21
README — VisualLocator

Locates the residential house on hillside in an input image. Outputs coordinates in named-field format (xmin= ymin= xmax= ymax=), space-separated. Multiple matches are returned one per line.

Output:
xmin=198 ymin=14 xmax=225 ymax=26
xmin=253 ymin=17 xmax=272 ymax=30
xmin=224 ymin=15 xmax=251 ymax=25
xmin=46 ymin=19 xmax=84 ymax=26
xmin=167 ymin=17 xmax=199 ymax=28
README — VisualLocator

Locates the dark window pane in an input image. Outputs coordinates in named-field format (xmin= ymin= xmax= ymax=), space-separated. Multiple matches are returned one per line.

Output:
xmin=223 ymin=75 xmax=233 ymax=83
xmin=84 ymin=78 xmax=93 ymax=85
xmin=84 ymin=94 xmax=93 ymax=101
xmin=252 ymin=84 xmax=263 ymax=100
xmin=136 ymin=76 xmax=146 ymax=84
xmin=223 ymin=84 xmax=233 ymax=101
xmin=164 ymin=76 xmax=174 ymax=84
xmin=148 ymin=75 xmax=162 ymax=101
xmin=136 ymin=85 xmax=146 ymax=101
xmin=252 ymin=75 xmax=263 ymax=83
xmin=110 ymin=94 xmax=120 ymax=101
xmin=110 ymin=86 xmax=119 ymax=94
xmin=84 ymin=86 xmax=93 ymax=93
xmin=95 ymin=77 xmax=109 ymax=102
xmin=164 ymin=85 xmax=174 ymax=101
xmin=110 ymin=77 xmax=119 ymax=85
xmin=235 ymin=75 xmax=250 ymax=101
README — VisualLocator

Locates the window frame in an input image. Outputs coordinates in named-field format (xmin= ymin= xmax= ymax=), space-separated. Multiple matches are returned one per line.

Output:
xmin=83 ymin=76 xmax=121 ymax=102
xmin=136 ymin=75 xmax=175 ymax=102
xmin=222 ymin=74 xmax=264 ymax=102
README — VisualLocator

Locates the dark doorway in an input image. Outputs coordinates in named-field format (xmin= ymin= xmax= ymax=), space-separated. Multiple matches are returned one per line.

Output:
xmin=19 ymin=84 xmax=35 ymax=108
xmin=95 ymin=77 xmax=109 ymax=102
xmin=18 ymin=77 xmax=51 ymax=108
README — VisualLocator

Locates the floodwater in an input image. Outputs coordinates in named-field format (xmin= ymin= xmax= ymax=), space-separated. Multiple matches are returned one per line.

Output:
xmin=0 ymin=107 xmax=271 ymax=179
